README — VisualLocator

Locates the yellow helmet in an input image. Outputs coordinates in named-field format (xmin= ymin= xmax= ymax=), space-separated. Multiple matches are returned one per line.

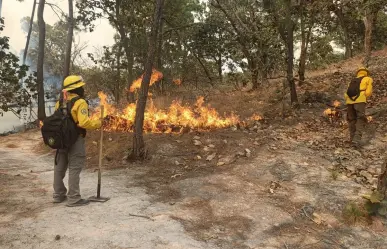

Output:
xmin=63 ymin=75 xmax=86 ymax=91
xmin=357 ymin=67 xmax=369 ymax=76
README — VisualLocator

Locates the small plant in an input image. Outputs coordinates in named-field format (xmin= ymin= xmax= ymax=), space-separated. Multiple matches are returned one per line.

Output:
xmin=342 ymin=202 xmax=368 ymax=224
xmin=331 ymin=169 xmax=339 ymax=180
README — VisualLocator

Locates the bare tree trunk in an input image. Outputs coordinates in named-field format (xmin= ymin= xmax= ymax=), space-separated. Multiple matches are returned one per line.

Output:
xmin=217 ymin=56 xmax=223 ymax=84
xmin=116 ymin=44 xmax=122 ymax=103
xmin=194 ymin=53 xmax=214 ymax=86
xmin=298 ymin=0 xmax=314 ymax=84
xmin=363 ymin=9 xmax=377 ymax=67
xmin=377 ymin=160 xmax=387 ymax=199
xmin=130 ymin=0 xmax=165 ymax=160
xmin=23 ymin=0 xmax=37 ymax=65
xmin=37 ymin=0 xmax=46 ymax=120
xmin=156 ymin=14 xmax=164 ymax=94
xmin=343 ymin=28 xmax=352 ymax=59
xmin=251 ymin=68 xmax=259 ymax=90
xmin=0 ymin=0 xmax=2 ymax=18
xmin=63 ymin=0 xmax=74 ymax=78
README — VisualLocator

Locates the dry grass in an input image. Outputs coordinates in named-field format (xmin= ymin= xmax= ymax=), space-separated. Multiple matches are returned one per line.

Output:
xmin=6 ymin=144 xmax=19 ymax=148
xmin=342 ymin=201 xmax=368 ymax=225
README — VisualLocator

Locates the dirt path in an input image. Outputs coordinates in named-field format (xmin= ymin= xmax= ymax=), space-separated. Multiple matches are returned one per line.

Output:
xmin=1 ymin=131 xmax=387 ymax=249
xmin=0 ymin=132 xmax=211 ymax=249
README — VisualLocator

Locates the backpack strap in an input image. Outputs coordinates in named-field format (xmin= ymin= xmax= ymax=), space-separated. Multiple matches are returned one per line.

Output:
xmin=66 ymin=96 xmax=82 ymax=122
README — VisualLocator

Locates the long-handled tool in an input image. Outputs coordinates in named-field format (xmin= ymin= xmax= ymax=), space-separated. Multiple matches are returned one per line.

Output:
xmin=89 ymin=105 xmax=110 ymax=202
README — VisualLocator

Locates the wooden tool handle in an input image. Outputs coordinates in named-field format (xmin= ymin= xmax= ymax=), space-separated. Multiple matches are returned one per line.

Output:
xmin=97 ymin=105 xmax=104 ymax=198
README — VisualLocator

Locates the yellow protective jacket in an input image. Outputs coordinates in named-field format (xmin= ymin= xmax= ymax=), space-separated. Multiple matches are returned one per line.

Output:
xmin=344 ymin=71 xmax=373 ymax=104
xmin=55 ymin=93 xmax=101 ymax=130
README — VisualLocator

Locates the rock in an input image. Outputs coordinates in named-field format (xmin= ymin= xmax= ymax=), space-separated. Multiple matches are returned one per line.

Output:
xmin=175 ymin=140 xmax=183 ymax=143
xmin=206 ymin=153 xmax=216 ymax=161
xmin=346 ymin=165 xmax=356 ymax=173
xmin=193 ymin=136 xmax=201 ymax=140
xmin=223 ymin=140 xmax=228 ymax=144
xmin=203 ymin=146 xmax=210 ymax=152
xmin=253 ymin=141 xmax=259 ymax=145
xmin=360 ymin=171 xmax=373 ymax=182
xmin=55 ymin=235 xmax=61 ymax=240
xmin=217 ymin=155 xmax=236 ymax=165
xmin=245 ymin=148 xmax=251 ymax=158
xmin=175 ymin=161 xmax=181 ymax=166
xmin=217 ymin=162 xmax=226 ymax=166
xmin=193 ymin=140 xmax=202 ymax=146
xmin=196 ymin=155 xmax=202 ymax=160
xmin=208 ymin=144 xmax=215 ymax=148
xmin=355 ymin=177 xmax=364 ymax=184
xmin=237 ymin=151 xmax=245 ymax=157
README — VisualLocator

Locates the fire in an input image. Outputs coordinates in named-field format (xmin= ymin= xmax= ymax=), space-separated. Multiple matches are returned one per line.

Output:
xmin=129 ymin=69 xmax=163 ymax=92
xmin=39 ymin=121 xmax=43 ymax=128
xmin=333 ymin=100 xmax=341 ymax=108
xmin=250 ymin=114 xmax=263 ymax=121
xmin=92 ymin=92 xmax=241 ymax=133
xmin=173 ymin=79 xmax=182 ymax=86
xmin=367 ymin=116 xmax=373 ymax=123
xmin=323 ymin=108 xmax=337 ymax=116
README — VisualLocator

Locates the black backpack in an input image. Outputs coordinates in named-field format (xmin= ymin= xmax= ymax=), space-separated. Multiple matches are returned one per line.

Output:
xmin=346 ymin=76 xmax=365 ymax=101
xmin=41 ymin=96 xmax=82 ymax=150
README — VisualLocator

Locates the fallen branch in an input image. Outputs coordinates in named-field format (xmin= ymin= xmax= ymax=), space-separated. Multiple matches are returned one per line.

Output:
xmin=128 ymin=213 xmax=154 ymax=221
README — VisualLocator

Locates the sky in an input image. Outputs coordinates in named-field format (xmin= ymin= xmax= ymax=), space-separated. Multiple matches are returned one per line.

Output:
xmin=2 ymin=0 xmax=115 ymax=58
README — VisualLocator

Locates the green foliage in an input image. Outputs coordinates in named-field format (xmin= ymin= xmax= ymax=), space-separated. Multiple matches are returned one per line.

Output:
xmin=0 ymin=18 xmax=37 ymax=115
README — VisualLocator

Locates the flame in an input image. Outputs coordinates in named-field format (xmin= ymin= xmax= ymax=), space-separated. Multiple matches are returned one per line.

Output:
xmin=39 ymin=121 xmax=43 ymax=128
xmin=173 ymin=79 xmax=182 ymax=86
xmin=333 ymin=100 xmax=341 ymax=108
xmin=250 ymin=114 xmax=263 ymax=121
xmin=129 ymin=69 xmax=163 ymax=92
xmin=323 ymin=108 xmax=336 ymax=116
xmin=367 ymin=116 xmax=373 ymax=122
xmin=92 ymin=92 xmax=241 ymax=133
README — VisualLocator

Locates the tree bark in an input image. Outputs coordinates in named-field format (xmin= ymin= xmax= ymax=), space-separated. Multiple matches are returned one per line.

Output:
xmin=23 ymin=0 xmax=37 ymax=65
xmin=130 ymin=0 xmax=165 ymax=160
xmin=377 ymin=159 xmax=387 ymax=199
xmin=343 ymin=27 xmax=352 ymax=59
xmin=363 ymin=9 xmax=377 ymax=67
xmin=156 ymin=13 xmax=164 ymax=94
xmin=37 ymin=0 xmax=46 ymax=120
xmin=298 ymin=0 xmax=314 ymax=84
xmin=116 ymin=44 xmax=122 ymax=103
xmin=63 ymin=0 xmax=74 ymax=78
xmin=280 ymin=0 xmax=298 ymax=106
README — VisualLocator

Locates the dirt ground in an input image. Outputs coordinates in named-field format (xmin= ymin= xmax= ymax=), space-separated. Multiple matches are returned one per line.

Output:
xmin=2 ymin=51 xmax=387 ymax=249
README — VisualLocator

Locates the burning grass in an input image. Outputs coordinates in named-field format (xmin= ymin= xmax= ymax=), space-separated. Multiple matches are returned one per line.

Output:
xmin=91 ymin=92 xmax=253 ymax=133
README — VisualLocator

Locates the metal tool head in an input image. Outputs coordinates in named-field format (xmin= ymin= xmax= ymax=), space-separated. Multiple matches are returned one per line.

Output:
xmin=88 ymin=196 xmax=110 ymax=202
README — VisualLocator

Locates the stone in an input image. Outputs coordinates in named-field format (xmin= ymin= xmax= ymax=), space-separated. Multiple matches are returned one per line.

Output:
xmin=193 ymin=140 xmax=202 ymax=146
xmin=360 ymin=171 xmax=373 ymax=182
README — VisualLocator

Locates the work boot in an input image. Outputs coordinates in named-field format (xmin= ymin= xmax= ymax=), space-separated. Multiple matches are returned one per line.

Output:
xmin=66 ymin=199 xmax=90 ymax=207
xmin=53 ymin=196 xmax=67 ymax=203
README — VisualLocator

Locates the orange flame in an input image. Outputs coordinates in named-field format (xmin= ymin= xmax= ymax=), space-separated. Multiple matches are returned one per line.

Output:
xmin=129 ymin=69 xmax=163 ymax=92
xmin=333 ymin=100 xmax=341 ymax=108
xmin=92 ymin=92 xmax=240 ymax=133
xmin=173 ymin=79 xmax=182 ymax=86
xmin=250 ymin=114 xmax=263 ymax=121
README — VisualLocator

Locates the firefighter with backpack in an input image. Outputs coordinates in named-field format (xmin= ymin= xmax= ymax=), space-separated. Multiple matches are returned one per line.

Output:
xmin=42 ymin=75 xmax=102 ymax=207
xmin=345 ymin=67 xmax=373 ymax=147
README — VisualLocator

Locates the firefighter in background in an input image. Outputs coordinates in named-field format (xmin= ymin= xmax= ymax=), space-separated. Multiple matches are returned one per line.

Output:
xmin=344 ymin=67 xmax=373 ymax=147
xmin=53 ymin=75 xmax=102 ymax=207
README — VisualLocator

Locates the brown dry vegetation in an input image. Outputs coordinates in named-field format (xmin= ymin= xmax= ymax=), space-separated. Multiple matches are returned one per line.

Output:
xmin=3 ymin=49 xmax=387 ymax=248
